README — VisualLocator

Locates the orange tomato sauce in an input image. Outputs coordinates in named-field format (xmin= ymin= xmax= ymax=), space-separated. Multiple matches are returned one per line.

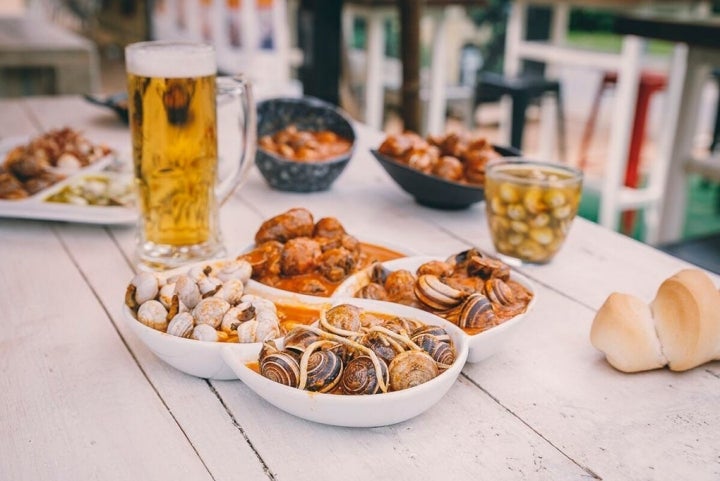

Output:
xmin=268 ymin=242 xmax=405 ymax=296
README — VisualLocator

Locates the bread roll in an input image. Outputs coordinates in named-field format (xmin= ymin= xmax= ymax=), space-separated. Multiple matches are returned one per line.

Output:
xmin=650 ymin=269 xmax=720 ymax=371
xmin=590 ymin=293 xmax=667 ymax=373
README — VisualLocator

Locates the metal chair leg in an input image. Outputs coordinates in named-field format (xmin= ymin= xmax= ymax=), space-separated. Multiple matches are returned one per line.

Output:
xmin=555 ymin=87 xmax=567 ymax=163
xmin=510 ymin=92 xmax=529 ymax=151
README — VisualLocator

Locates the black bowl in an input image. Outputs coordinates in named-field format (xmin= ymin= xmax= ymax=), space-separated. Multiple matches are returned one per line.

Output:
xmin=84 ymin=92 xmax=129 ymax=124
xmin=255 ymin=96 xmax=356 ymax=192
xmin=371 ymin=144 xmax=521 ymax=210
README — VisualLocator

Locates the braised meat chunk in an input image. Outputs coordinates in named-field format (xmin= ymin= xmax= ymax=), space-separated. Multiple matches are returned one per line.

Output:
xmin=254 ymin=207 xmax=315 ymax=244
xmin=377 ymin=132 xmax=424 ymax=158
xmin=240 ymin=208 xmax=405 ymax=295
xmin=0 ymin=127 xmax=111 ymax=200
xmin=280 ymin=237 xmax=321 ymax=276
xmin=259 ymin=125 xmax=352 ymax=162
xmin=24 ymin=171 xmax=65 ymax=195
xmin=317 ymin=247 xmax=357 ymax=282
xmin=241 ymin=240 xmax=283 ymax=279
xmin=433 ymin=156 xmax=464 ymax=182
xmin=377 ymin=131 xmax=499 ymax=186
xmin=384 ymin=269 xmax=416 ymax=303
xmin=0 ymin=172 xmax=28 ymax=199
xmin=6 ymin=146 xmax=49 ymax=179
xmin=313 ymin=216 xmax=346 ymax=239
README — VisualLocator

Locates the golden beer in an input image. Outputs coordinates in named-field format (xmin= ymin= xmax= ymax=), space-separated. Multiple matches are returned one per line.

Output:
xmin=126 ymin=41 xmax=255 ymax=269
xmin=128 ymin=72 xmax=217 ymax=246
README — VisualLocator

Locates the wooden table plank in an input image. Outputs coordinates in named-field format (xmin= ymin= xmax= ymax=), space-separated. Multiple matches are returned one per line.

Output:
xmin=214 ymin=364 xmax=593 ymax=480
xmin=462 ymin=278 xmax=720 ymax=481
xmin=0 ymin=220 xmax=213 ymax=481
xmin=55 ymin=223 xmax=271 ymax=481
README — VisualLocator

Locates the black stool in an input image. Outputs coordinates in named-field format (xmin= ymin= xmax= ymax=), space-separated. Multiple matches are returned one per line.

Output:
xmin=710 ymin=69 xmax=720 ymax=153
xmin=474 ymin=71 xmax=566 ymax=160
xmin=702 ymin=69 xmax=720 ymax=213
xmin=658 ymin=232 xmax=720 ymax=275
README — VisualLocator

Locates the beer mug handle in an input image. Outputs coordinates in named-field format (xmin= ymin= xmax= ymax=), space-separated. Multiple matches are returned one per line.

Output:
xmin=216 ymin=75 xmax=256 ymax=205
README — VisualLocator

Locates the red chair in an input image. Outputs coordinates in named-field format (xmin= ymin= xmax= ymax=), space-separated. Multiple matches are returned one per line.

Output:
xmin=578 ymin=70 xmax=667 ymax=234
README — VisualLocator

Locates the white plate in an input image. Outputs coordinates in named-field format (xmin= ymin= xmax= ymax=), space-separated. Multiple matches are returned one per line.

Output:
xmin=333 ymin=255 xmax=537 ymax=363
xmin=221 ymin=298 xmax=469 ymax=427
xmin=0 ymin=136 xmax=135 ymax=225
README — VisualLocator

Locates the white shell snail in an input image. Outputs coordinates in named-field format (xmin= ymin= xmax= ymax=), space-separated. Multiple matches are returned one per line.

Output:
xmin=137 ymin=300 xmax=169 ymax=331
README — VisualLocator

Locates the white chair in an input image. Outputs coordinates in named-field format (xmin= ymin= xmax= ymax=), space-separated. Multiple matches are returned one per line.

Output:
xmin=150 ymin=0 xmax=302 ymax=100
xmin=502 ymin=0 xmax=698 ymax=245
xmin=342 ymin=4 xmax=475 ymax=134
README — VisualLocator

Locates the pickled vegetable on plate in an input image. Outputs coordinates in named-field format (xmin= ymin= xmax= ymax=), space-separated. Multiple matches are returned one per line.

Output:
xmin=45 ymin=173 xmax=133 ymax=207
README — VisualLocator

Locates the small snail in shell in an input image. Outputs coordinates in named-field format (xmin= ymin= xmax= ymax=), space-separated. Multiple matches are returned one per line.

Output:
xmin=137 ymin=300 xmax=168 ymax=331
xmin=125 ymin=259 xmax=283 ymax=345
xmin=256 ymin=304 xmax=456 ymax=395
xmin=125 ymin=272 xmax=160 ymax=309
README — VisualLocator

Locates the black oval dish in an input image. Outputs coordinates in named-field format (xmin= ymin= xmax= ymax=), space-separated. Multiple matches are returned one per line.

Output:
xmin=84 ymin=92 xmax=129 ymax=124
xmin=371 ymin=144 xmax=521 ymax=210
xmin=256 ymin=97 xmax=356 ymax=192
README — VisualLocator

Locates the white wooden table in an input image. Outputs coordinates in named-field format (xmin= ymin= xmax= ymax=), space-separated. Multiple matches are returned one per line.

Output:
xmin=1 ymin=95 xmax=719 ymax=481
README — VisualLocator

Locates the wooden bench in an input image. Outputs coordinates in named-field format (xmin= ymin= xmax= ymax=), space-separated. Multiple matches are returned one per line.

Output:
xmin=0 ymin=16 xmax=100 ymax=97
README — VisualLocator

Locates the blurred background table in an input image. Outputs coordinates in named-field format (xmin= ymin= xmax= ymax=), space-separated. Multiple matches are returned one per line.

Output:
xmin=0 ymin=15 xmax=100 ymax=96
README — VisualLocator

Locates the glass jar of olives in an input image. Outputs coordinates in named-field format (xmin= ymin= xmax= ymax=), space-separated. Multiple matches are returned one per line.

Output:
xmin=484 ymin=159 xmax=583 ymax=264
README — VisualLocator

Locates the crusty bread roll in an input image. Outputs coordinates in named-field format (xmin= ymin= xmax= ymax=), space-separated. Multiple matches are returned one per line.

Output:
xmin=590 ymin=293 xmax=667 ymax=373
xmin=591 ymin=268 xmax=720 ymax=373
xmin=650 ymin=269 xmax=720 ymax=371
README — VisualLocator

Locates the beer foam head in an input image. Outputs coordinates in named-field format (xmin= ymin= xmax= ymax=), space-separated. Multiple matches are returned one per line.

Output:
xmin=126 ymin=42 xmax=216 ymax=78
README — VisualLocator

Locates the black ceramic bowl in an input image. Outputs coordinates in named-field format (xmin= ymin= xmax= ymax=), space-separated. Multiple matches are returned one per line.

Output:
xmin=255 ymin=97 xmax=356 ymax=192
xmin=84 ymin=92 xmax=129 ymax=124
xmin=372 ymin=144 xmax=521 ymax=210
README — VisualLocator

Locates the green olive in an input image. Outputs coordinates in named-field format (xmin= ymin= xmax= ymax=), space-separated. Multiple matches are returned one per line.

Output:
xmin=523 ymin=187 xmax=547 ymax=214
xmin=510 ymin=220 xmax=529 ymax=234
xmin=529 ymin=227 xmax=554 ymax=245
xmin=490 ymin=196 xmax=506 ymax=215
xmin=528 ymin=213 xmax=550 ymax=228
xmin=506 ymin=203 xmax=526 ymax=221
xmin=544 ymin=189 xmax=567 ymax=208
xmin=499 ymin=183 xmax=520 ymax=203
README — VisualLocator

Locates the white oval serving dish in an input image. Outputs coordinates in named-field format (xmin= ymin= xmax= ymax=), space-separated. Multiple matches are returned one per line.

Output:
xmin=221 ymin=298 xmax=469 ymax=427
xmin=122 ymin=258 xmax=328 ymax=380
xmin=333 ymin=255 xmax=537 ymax=363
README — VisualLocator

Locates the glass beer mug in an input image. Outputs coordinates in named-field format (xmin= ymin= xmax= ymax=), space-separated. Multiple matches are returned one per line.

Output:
xmin=125 ymin=41 xmax=255 ymax=270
